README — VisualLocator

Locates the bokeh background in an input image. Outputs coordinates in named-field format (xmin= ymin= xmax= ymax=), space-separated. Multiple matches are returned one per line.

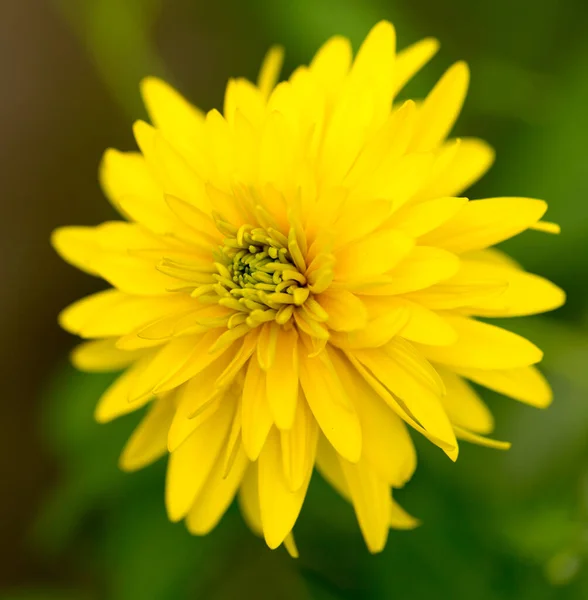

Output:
xmin=1 ymin=0 xmax=588 ymax=598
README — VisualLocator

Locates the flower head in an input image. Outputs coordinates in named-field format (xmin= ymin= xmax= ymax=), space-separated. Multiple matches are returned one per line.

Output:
xmin=53 ymin=21 xmax=565 ymax=554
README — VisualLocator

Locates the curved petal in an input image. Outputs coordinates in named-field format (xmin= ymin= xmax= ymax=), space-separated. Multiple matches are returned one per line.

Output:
xmin=418 ymin=315 xmax=543 ymax=369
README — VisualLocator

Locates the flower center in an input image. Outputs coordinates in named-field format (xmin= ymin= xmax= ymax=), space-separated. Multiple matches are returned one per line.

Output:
xmin=212 ymin=223 xmax=310 ymax=329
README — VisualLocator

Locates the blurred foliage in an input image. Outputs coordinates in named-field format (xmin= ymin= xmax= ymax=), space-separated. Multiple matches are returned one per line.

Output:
xmin=5 ymin=0 xmax=588 ymax=597
xmin=56 ymin=0 xmax=166 ymax=117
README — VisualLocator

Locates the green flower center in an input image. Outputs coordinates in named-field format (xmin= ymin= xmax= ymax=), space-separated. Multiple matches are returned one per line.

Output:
xmin=212 ymin=223 xmax=309 ymax=328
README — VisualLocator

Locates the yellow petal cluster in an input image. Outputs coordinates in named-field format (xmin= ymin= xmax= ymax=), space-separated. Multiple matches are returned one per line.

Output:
xmin=53 ymin=21 xmax=565 ymax=554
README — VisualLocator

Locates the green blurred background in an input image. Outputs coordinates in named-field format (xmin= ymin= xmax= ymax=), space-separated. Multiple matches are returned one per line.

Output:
xmin=1 ymin=0 xmax=587 ymax=597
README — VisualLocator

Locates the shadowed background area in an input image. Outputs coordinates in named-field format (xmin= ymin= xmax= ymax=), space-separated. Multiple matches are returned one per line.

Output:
xmin=1 ymin=0 xmax=587 ymax=598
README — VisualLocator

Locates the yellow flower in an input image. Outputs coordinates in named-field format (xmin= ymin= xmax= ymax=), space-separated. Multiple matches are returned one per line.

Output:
xmin=52 ymin=21 xmax=565 ymax=555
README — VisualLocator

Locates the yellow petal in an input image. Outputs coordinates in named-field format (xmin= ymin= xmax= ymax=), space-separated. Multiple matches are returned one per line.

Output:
xmin=280 ymin=399 xmax=318 ymax=492
xmin=165 ymin=397 xmax=235 ymax=522
xmin=164 ymin=194 xmax=219 ymax=240
xmin=133 ymin=120 xmax=209 ymax=213
xmin=238 ymin=463 xmax=262 ymax=535
xmin=115 ymin=194 xmax=205 ymax=243
xmin=358 ymin=247 xmax=460 ymax=295
xmin=154 ymin=329 xmax=234 ymax=394
xmin=60 ymin=291 xmax=196 ymax=339
xmin=51 ymin=223 xmax=179 ymax=295
xmin=339 ymin=456 xmax=390 ymax=553
xmin=317 ymin=290 xmax=367 ymax=332
xmin=283 ymin=534 xmax=299 ymax=558
xmin=436 ymin=368 xmax=494 ymax=434
xmin=413 ymin=138 xmax=495 ymax=201
xmin=119 ymin=394 xmax=175 ymax=471
xmin=351 ymin=340 xmax=458 ymax=460
xmin=330 ymin=303 xmax=409 ymax=349
xmin=315 ymin=435 xmax=349 ymax=499
xmin=257 ymin=321 xmax=280 ymax=370
xmin=453 ymin=365 xmax=552 ymax=408
xmin=418 ymin=315 xmax=543 ymax=369
xmin=353 ymin=152 xmax=436 ymax=210
xmin=309 ymin=35 xmax=352 ymax=96
xmin=405 ymin=260 xmax=508 ymax=312
xmin=215 ymin=330 xmax=260 ymax=390
xmin=334 ymin=230 xmax=414 ymax=281
xmin=128 ymin=335 xmax=208 ymax=401
xmin=298 ymin=351 xmax=362 ymax=463
xmin=344 ymin=100 xmax=416 ymax=191
xmin=410 ymin=61 xmax=469 ymax=152
xmin=94 ymin=356 xmax=154 ymax=423
xmin=99 ymin=149 xmax=161 ymax=210
xmin=266 ymin=328 xmax=299 ymax=430
xmin=257 ymin=45 xmax=284 ymax=99
xmin=463 ymin=248 xmax=522 ymax=269
xmin=224 ymin=77 xmax=266 ymax=127
xmin=392 ymin=37 xmax=439 ymax=97
xmin=318 ymin=87 xmax=376 ymax=187
xmin=167 ymin=353 xmax=236 ymax=452
xmin=454 ymin=426 xmax=511 ymax=450
xmin=456 ymin=260 xmax=566 ymax=317
xmin=140 ymin=76 xmax=204 ymax=151
xmin=100 ymin=149 xmax=204 ymax=242
xmin=347 ymin=20 xmax=396 ymax=122
xmin=389 ymin=499 xmax=421 ymax=530
xmin=385 ymin=197 xmax=468 ymax=238
xmin=51 ymin=226 xmax=101 ymax=276
xmin=258 ymin=428 xmax=312 ymax=549
xmin=318 ymin=23 xmax=396 ymax=185
xmin=259 ymin=109 xmax=297 ymax=193
xmin=329 ymin=348 xmax=416 ymax=487
xmin=332 ymin=199 xmax=394 ymax=250
xmin=395 ymin=299 xmax=458 ymax=346
xmin=241 ymin=357 xmax=273 ymax=460
xmin=531 ymin=220 xmax=560 ymax=234
xmin=186 ymin=443 xmax=249 ymax=535
xmin=72 ymin=339 xmax=144 ymax=372
xmin=419 ymin=197 xmax=548 ymax=253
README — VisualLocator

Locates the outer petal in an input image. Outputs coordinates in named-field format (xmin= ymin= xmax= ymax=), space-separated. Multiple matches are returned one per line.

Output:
xmin=351 ymin=340 xmax=458 ymax=460
xmin=99 ymin=149 xmax=160 ymax=209
xmin=333 ymin=230 xmax=414 ymax=282
xmin=391 ymin=37 xmax=439 ymax=97
xmin=280 ymin=398 xmax=318 ymax=492
xmin=257 ymin=45 xmax=285 ymax=99
xmin=419 ymin=197 xmax=548 ymax=253
xmin=330 ymin=348 xmax=416 ymax=486
xmin=265 ymin=328 xmax=299 ymax=430
xmin=298 ymin=351 xmax=362 ymax=463
xmin=453 ymin=365 xmax=553 ymax=408
xmin=241 ymin=357 xmax=273 ymax=460
xmin=455 ymin=260 xmax=565 ymax=317
xmin=186 ymin=444 xmax=249 ymax=535
xmin=436 ymin=368 xmax=494 ymax=434
xmin=60 ymin=291 xmax=197 ymax=339
xmin=409 ymin=62 xmax=469 ymax=152
xmin=309 ymin=35 xmax=353 ymax=97
xmin=418 ymin=315 xmax=543 ymax=369
xmin=357 ymin=247 xmax=460 ymax=295
xmin=339 ymin=456 xmax=390 ymax=553
xmin=94 ymin=356 xmax=154 ymax=423
xmin=165 ymin=397 xmax=235 ymax=522
xmin=384 ymin=197 xmax=468 ymax=238
xmin=412 ymin=138 xmax=495 ymax=201
xmin=120 ymin=394 xmax=175 ymax=471
xmin=51 ymin=223 xmax=181 ymax=294
xmin=258 ymin=428 xmax=313 ymax=549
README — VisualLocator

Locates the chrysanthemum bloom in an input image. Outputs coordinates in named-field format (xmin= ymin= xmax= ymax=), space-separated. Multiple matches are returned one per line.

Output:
xmin=53 ymin=21 xmax=565 ymax=554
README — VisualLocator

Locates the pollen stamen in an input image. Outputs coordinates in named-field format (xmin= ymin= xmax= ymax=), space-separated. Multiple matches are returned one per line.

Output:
xmin=197 ymin=216 xmax=324 ymax=336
